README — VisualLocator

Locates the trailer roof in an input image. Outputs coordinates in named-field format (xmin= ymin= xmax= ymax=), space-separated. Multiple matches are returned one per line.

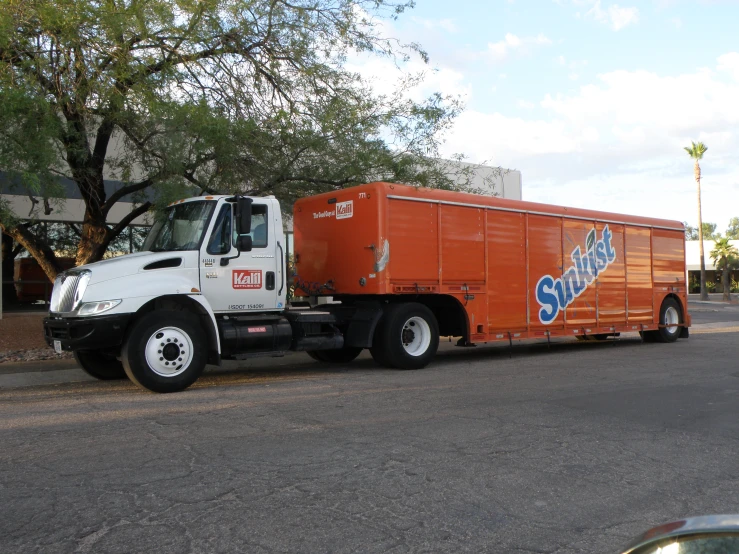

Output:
xmin=342 ymin=182 xmax=685 ymax=232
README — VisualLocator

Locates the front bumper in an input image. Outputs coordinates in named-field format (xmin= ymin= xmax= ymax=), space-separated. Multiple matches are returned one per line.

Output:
xmin=43 ymin=313 xmax=133 ymax=352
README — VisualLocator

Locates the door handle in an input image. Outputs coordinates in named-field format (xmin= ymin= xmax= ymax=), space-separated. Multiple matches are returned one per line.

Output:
xmin=266 ymin=271 xmax=275 ymax=291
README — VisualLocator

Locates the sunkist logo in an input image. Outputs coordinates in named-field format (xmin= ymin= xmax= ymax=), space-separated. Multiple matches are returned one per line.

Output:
xmin=232 ymin=269 xmax=262 ymax=289
xmin=535 ymin=225 xmax=616 ymax=325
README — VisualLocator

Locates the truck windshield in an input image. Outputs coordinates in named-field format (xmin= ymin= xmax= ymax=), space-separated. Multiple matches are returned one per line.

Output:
xmin=142 ymin=201 xmax=216 ymax=252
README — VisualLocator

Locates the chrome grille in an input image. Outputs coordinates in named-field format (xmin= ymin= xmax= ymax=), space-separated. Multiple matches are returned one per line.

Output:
xmin=51 ymin=272 xmax=82 ymax=313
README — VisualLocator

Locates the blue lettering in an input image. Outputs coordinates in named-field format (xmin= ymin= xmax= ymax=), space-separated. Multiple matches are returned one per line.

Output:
xmin=595 ymin=242 xmax=608 ymax=271
xmin=536 ymin=276 xmax=561 ymax=324
xmin=572 ymin=246 xmax=595 ymax=285
xmin=602 ymin=225 xmax=616 ymax=262
xmin=535 ymin=226 xmax=618 ymax=325
xmin=552 ymin=278 xmax=566 ymax=310
xmin=564 ymin=267 xmax=581 ymax=304
xmin=587 ymin=248 xmax=599 ymax=278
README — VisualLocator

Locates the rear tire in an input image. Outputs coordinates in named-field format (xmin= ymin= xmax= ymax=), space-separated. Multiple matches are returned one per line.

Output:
xmin=307 ymin=347 xmax=362 ymax=363
xmin=370 ymin=303 xmax=439 ymax=370
xmin=122 ymin=310 xmax=207 ymax=393
xmin=654 ymin=297 xmax=683 ymax=343
xmin=74 ymin=350 xmax=126 ymax=380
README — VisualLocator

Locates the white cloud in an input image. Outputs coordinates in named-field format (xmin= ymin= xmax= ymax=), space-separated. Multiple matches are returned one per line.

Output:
xmin=439 ymin=53 xmax=739 ymax=231
xmin=587 ymin=1 xmax=640 ymax=31
xmin=486 ymin=33 xmax=552 ymax=62
xmin=411 ymin=17 xmax=458 ymax=33
xmin=671 ymin=17 xmax=682 ymax=29
xmin=556 ymin=56 xmax=588 ymax=79
xmin=346 ymin=58 xmax=471 ymax=102
xmin=717 ymin=52 xmax=739 ymax=81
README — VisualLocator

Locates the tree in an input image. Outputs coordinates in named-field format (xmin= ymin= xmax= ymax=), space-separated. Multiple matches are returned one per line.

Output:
xmin=726 ymin=217 xmax=739 ymax=240
xmin=710 ymin=237 xmax=739 ymax=302
xmin=684 ymin=141 xmax=709 ymax=300
xmin=684 ymin=222 xmax=720 ymax=241
xmin=0 ymin=0 xmax=480 ymax=282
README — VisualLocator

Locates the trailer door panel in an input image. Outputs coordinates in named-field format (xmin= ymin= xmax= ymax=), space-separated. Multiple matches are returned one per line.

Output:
xmin=626 ymin=227 xmax=653 ymax=322
xmin=562 ymin=219 xmax=597 ymax=327
xmin=487 ymin=211 xmax=527 ymax=332
xmin=528 ymin=215 xmax=565 ymax=330
xmin=595 ymin=223 xmax=626 ymax=325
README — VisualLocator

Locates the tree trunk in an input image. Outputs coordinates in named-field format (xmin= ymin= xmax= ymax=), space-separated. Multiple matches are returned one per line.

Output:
xmin=696 ymin=162 xmax=708 ymax=301
xmin=723 ymin=265 xmax=731 ymax=302
xmin=1 ymin=224 xmax=63 ymax=282
xmin=1 ymin=232 xmax=19 ymax=306
xmin=76 ymin=221 xmax=110 ymax=266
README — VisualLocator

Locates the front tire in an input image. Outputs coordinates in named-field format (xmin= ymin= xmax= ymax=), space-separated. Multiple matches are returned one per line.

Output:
xmin=122 ymin=310 xmax=208 ymax=393
xmin=74 ymin=350 xmax=126 ymax=380
xmin=370 ymin=303 xmax=439 ymax=370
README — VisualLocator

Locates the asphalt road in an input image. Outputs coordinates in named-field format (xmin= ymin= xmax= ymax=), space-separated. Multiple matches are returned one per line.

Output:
xmin=1 ymin=303 xmax=739 ymax=553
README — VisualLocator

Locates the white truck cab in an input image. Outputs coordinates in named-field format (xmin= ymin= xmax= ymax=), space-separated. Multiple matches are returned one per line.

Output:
xmin=43 ymin=194 xmax=358 ymax=393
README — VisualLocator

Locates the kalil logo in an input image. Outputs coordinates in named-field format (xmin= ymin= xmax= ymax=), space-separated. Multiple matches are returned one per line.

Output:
xmin=233 ymin=269 xmax=262 ymax=289
xmin=336 ymin=201 xmax=353 ymax=219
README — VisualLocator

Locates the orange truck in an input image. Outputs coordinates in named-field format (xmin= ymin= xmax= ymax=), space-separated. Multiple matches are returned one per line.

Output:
xmin=293 ymin=182 xmax=689 ymax=364
xmin=44 ymin=181 xmax=688 ymax=393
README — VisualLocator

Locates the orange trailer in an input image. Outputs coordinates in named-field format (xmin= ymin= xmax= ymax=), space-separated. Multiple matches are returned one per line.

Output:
xmin=293 ymin=182 xmax=689 ymax=351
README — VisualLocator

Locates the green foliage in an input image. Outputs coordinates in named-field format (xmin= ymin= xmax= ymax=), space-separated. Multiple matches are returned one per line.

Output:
xmin=725 ymin=217 xmax=739 ymax=240
xmin=0 ymin=0 xmax=479 ymax=271
xmin=705 ymin=280 xmax=717 ymax=293
xmin=684 ymin=222 xmax=720 ymax=241
xmin=684 ymin=141 xmax=708 ymax=160
xmin=710 ymin=237 xmax=739 ymax=271
xmin=688 ymin=274 xmax=700 ymax=294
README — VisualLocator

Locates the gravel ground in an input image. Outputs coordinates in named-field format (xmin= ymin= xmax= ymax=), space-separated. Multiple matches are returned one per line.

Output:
xmin=0 ymin=312 xmax=71 ymax=363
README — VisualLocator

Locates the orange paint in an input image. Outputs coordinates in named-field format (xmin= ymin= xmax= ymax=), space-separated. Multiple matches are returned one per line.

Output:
xmin=293 ymin=183 xmax=689 ymax=344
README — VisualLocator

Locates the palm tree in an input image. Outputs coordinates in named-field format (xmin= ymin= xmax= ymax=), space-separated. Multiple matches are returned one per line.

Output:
xmin=684 ymin=141 xmax=709 ymax=300
xmin=710 ymin=237 xmax=739 ymax=302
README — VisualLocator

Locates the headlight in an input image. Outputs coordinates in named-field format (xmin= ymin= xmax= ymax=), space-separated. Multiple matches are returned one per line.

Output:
xmin=50 ymin=274 xmax=64 ymax=312
xmin=72 ymin=271 xmax=91 ymax=311
xmin=77 ymin=299 xmax=122 ymax=316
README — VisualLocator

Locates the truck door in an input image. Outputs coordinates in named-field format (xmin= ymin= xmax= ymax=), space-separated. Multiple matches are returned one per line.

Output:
xmin=199 ymin=200 xmax=280 ymax=313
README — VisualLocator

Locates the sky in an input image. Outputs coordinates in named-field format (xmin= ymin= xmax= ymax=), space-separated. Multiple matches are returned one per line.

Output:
xmin=352 ymin=0 xmax=739 ymax=233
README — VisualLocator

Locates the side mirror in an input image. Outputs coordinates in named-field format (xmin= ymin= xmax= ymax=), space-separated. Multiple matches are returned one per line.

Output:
xmin=235 ymin=197 xmax=253 ymax=235
xmin=621 ymin=515 xmax=739 ymax=554
xmin=237 ymin=235 xmax=252 ymax=252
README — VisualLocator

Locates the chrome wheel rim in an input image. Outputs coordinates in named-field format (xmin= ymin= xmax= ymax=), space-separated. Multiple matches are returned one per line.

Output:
xmin=401 ymin=316 xmax=431 ymax=357
xmin=145 ymin=327 xmax=193 ymax=377
xmin=664 ymin=306 xmax=680 ymax=334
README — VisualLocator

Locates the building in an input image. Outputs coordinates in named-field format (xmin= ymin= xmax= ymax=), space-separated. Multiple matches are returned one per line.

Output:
xmin=685 ymin=239 xmax=739 ymax=293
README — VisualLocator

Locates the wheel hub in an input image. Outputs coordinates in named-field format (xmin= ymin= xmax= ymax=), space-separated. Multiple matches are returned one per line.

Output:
xmin=145 ymin=327 xmax=193 ymax=377
xmin=162 ymin=343 xmax=180 ymax=361
xmin=401 ymin=317 xmax=432 ymax=357
xmin=402 ymin=325 xmax=416 ymax=346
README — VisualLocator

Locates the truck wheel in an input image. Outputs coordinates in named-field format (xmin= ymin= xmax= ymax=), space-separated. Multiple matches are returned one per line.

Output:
xmin=370 ymin=303 xmax=439 ymax=370
xmin=307 ymin=348 xmax=363 ymax=363
xmin=74 ymin=350 xmax=126 ymax=380
xmin=122 ymin=310 xmax=208 ymax=393
xmin=654 ymin=297 xmax=683 ymax=343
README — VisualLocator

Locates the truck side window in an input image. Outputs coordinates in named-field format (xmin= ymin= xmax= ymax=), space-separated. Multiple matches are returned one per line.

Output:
xmin=207 ymin=204 xmax=232 ymax=255
xmin=234 ymin=204 xmax=268 ymax=248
